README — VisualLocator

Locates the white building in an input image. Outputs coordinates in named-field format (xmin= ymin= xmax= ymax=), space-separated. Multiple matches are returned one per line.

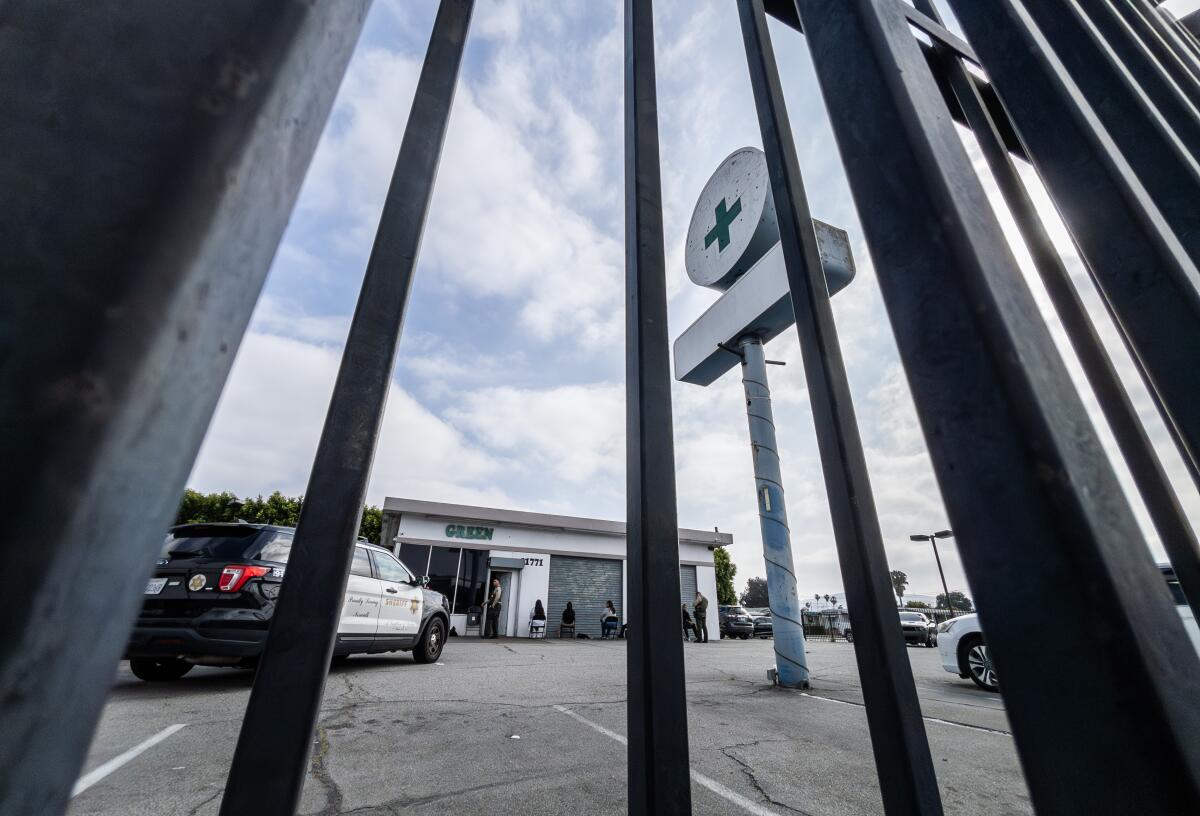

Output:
xmin=380 ymin=498 xmax=729 ymax=639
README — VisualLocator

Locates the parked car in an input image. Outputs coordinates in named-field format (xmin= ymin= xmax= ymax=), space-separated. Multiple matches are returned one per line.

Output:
xmin=938 ymin=563 xmax=1199 ymax=692
xmin=719 ymin=605 xmax=755 ymax=639
xmin=125 ymin=523 xmax=450 ymax=681
xmin=747 ymin=608 xmax=774 ymax=638
xmin=899 ymin=611 xmax=936 ymax=647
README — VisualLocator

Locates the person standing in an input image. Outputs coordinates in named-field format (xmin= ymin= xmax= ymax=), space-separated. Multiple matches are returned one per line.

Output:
xmin=694 ymin=591 xmax=709 ymax=643
xmin=484 ymin=577 xmax=502 ymax=639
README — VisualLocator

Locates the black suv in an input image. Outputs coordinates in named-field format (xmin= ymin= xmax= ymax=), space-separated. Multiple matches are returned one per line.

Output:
xmin=125 ymin=523 xmax=450 ymax=681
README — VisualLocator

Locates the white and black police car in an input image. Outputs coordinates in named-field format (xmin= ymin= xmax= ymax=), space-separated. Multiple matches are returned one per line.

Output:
xmin=125 ymin=523 xmax=449 ymax=681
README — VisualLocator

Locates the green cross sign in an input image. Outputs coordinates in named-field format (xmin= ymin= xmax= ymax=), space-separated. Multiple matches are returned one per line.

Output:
xmin=703 ymin=197 xmax=742 ymax=252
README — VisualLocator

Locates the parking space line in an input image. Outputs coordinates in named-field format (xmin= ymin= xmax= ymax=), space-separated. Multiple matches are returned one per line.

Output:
xmin=72 ymin=724 xmax=187 ymax=797
xmin=801 ymin=692 xmax=1011 ymax=737
xmin=553 ymin=705 xmax=783 ymax=816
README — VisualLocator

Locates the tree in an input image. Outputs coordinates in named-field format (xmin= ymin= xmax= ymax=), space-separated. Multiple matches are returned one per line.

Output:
xmin=905 ymin=600 xmax=930 ymax=609
xmin=740 ymin=576 xmax=770 ymax=607
xmin=890 ymin=570 xmax=908 ymax=607
xmin=936 ymin=591 xmax=974 ymax=612
xmin=713 ymin=547 xmax=738 ymax=605
xmin=174 ymin=488 xmax=381 ymax=544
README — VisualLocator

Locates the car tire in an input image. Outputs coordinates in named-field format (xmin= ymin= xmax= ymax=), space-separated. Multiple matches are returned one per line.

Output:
xmin=739 ymin=633 xmax=750 ymax=640
xmin=413 ymin=618 xmax=446 ymax=664
xmin=960 ymin=635 xmax=1000 ymax=692
xmin=129 ymin=658 xmax=193 ymax=682
xmin=844 ymin=630 xmax=853 ymax=643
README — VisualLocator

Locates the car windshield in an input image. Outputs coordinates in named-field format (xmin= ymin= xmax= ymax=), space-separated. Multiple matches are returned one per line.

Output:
xmin=899 ymin=612 xmax=927 ymax=622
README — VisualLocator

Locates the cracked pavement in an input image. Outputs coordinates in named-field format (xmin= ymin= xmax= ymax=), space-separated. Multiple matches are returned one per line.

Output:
xmin=68 ymin=638 xmax=1030 ymax=815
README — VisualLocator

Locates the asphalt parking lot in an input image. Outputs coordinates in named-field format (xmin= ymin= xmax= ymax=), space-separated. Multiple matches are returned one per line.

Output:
xmin=69 ymin=637 xmax=1030 ymax=816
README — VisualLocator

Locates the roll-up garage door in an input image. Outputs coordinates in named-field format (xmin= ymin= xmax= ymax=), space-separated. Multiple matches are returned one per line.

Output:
xmin=679 ymin=564 xmax=697 ymax=615
xmin=547 ymin=555 xmax=622 ymax=639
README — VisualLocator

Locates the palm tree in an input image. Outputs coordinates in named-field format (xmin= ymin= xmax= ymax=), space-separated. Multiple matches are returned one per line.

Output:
xmin=890 ymin=570 xmax=908 ymax=608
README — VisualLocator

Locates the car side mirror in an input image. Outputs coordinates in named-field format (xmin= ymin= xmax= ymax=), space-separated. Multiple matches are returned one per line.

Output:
xmin=418 ymin=575 xmax=430 ymax=587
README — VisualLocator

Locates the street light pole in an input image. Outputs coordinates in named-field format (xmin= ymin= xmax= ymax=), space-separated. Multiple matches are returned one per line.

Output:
xmin=911 ymin=530 xmax=955 ymax=616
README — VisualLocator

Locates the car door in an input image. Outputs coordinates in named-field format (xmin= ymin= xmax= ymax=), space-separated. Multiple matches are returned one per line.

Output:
xmin=338 ymin=546 xmax=382 ymax=652
xmin=370 ymin=549 xmax=423 ymax=645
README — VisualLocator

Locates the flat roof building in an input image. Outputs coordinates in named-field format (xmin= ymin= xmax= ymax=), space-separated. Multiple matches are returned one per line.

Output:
xmin=381 ymin=497 xmax=730 ymax=639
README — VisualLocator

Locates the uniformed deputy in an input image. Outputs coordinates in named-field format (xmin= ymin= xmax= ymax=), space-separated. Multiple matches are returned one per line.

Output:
xmin=694 ymin=591 xmax=709 ymax=643
xmin=484 ymin=577 xmax=502 ymax=639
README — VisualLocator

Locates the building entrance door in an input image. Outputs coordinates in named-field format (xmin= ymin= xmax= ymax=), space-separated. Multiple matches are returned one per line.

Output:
xmin=490 ymin=570 xmax=518 ymax=637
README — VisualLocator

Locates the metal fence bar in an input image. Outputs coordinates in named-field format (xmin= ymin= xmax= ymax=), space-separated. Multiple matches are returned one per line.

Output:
xmin=915 ymin=0 xmax=1200 ymax=614
xmin=1112 ymin=0 xmax=1200 ymax=105
xmin=1138 ymin=0 xmax=1200 ymax=67
xmin=0 ymin=3 xmax=368 ymax=813
xmin=1079 ymin=0 xmax=1200 ymax=143
xmin=736 ymin=3 xmax=943 ymax=813
xmin=1027 ymin=1 xmax=1200 ymax=235
xmin=218 ymin=3 xmax=473 ymax=813
xmin=951 ymin=0 xmax=1200 ymax=488
xmin=794 ymin=1 xmax=1200 ymax=813
xmin=624 ymin=2 xmax=692 ymax=814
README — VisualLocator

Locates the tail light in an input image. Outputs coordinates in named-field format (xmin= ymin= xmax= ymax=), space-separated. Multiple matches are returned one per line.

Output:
xmin=219 ymin=565 xmax=270 ymax=592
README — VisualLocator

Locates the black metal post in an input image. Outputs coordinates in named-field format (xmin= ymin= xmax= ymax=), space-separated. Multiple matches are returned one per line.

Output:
xmin=793 ymin=1 xmax=1200 ymax=813
xmin=928 ymin=537 xmax=953 ymax=617
xmin=624 ymin=2 xmax=692 ymax=814
xmin=915 ymin=0 xmax=1200 ymax=616
xmin=1136 ymin=0 xmax=1200 ymax=70
xmin=951 ymin=0 xmax=1200 ymax=492
xmin=1109 ymin=0 xmax=1200 ymax=108
xmin=0 ymin=3 xmax=367 ymax=813
xmin=219 ymin=3 xmax=473 ymax=814
xmin=736 ymin=3 xmax=943 ymax=814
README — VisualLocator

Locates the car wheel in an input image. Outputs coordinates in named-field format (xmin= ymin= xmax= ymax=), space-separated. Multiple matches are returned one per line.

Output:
xmin=963 ymin=637 xmax=1000 ymax=692
xmin=129 ymin=658 xmax=193 ymax=682
xmin=739 ymin=633 xmax=750 ymax=640
xmin=414 ymin=618 xmax=446 ymax=664
xmin=844 ymin=630 xmax=853 ymax=643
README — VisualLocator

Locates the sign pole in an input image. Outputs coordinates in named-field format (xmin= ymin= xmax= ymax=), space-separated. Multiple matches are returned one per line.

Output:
xmin=737 ymin=335 xmax=810 ymax=687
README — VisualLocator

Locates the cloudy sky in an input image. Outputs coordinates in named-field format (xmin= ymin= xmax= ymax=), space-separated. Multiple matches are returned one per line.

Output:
xmin=188 ymin=0 xmax=1198 ymax=602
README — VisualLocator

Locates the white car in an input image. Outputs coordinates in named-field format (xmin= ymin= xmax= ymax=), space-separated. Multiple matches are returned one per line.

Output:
xmin=937 ymin=564 xmax=1199 ymax=693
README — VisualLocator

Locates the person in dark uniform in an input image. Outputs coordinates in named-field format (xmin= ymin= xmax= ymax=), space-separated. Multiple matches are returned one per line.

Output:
xmin=694 ymin=591 xmax=709 ymax=643
xmin=484 ymin=577 xmax=502 ymax=639
xmin=682 ymin=604 xmax=698 ymax=642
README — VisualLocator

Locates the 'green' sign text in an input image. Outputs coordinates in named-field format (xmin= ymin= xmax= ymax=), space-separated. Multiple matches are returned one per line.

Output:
xmin=446 ymin=524 xmax=494 ymax=540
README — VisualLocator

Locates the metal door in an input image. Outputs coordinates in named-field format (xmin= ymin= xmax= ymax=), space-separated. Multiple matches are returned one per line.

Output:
xmin=546 ymin=555 xmax=622 ymax=638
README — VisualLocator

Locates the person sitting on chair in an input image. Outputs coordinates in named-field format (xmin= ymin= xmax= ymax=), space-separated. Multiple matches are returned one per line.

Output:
xmin=528 ymin=599 xmax=547 ymax=637
xmin=601 ymin=600 xmax=619 ymax=638
xmin=562 ymin=602 xmax=576 ymax=626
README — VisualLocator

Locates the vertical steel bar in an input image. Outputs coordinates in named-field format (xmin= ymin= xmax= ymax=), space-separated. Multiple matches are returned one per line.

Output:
xmin=736 ymin=3 xmax=943 ymax=813
xmin=1111 ymin=0 xmax=1200 ymax=104
xmin=794 ymin=1 xmax=1200 ymax=813
xmin=917 ymin=0 xmax=1200 ymax=614
xmin=736 ymin=336 xmax=811 ymax=688
xmin=0 ymin=3 xmax=367 ymax=813
xmin=219 ymin=3 xmax=473 ymax=813
xmin=1136 ymin=0 xmax=1200 ymax=68
xmin=1031 ymin=1 xmax=1200 ymax=213
xmin=951 ymin=0 xmax=1200 ymax=491
xmin=624 ymin=1 xmax=692 ymax=813
xmin=1081 ymin=0 xmax=1200 ymax=141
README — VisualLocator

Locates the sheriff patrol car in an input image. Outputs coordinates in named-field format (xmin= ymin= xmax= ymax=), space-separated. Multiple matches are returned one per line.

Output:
xmin=125 ymin=523 xmax=449 ymax=681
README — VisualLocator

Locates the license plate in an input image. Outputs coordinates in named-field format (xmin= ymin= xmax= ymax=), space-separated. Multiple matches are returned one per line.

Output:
xmin=144 ymin=577 xmax=167 ymax=595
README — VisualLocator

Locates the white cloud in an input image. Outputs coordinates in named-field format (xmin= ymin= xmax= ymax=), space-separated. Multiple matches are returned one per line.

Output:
xmin=187 ymin=332 xmax=509 ymax=509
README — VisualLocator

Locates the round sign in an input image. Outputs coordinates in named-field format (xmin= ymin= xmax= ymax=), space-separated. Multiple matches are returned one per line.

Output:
xmin=685 ymin=146 xmax=780 ymax=291
xmin=188 ymin=574 xmax=207 ymax=592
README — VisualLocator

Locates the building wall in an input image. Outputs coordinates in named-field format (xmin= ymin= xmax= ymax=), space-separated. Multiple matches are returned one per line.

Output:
xmin=383 ymin=505 xmax=722 ymax=638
